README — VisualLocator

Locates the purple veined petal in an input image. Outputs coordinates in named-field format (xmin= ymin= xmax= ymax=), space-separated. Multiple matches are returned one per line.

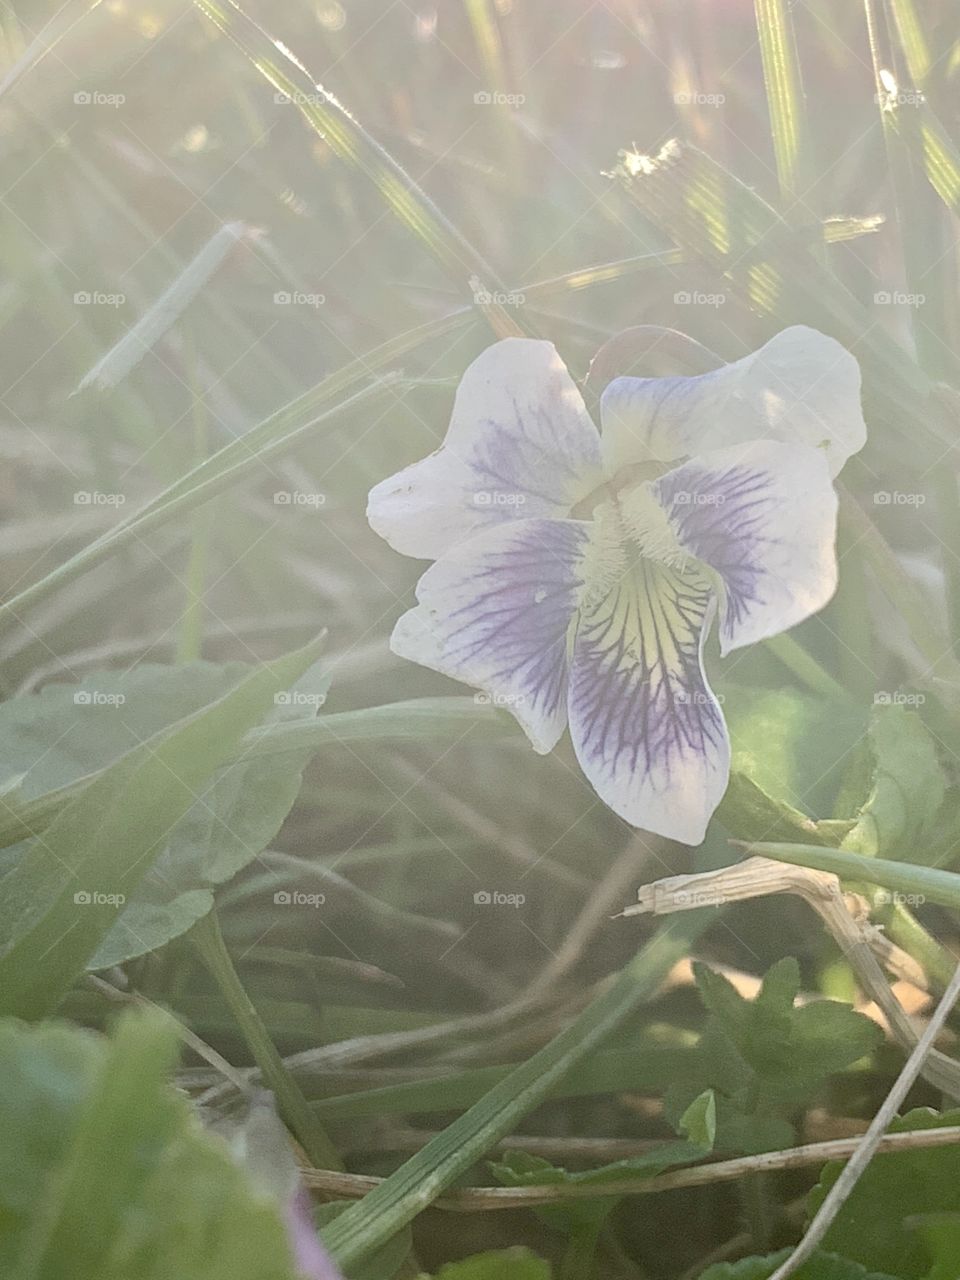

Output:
xmin=653 ymin=440 xmax=839 ymax=655
xmin=391 ymin=517 xmax=591 ymax=752
xmin=567 ymin=553 xmax=730 ymax=845
xmin=368 ymin=339 xmax=602 ymax=560
xmin=599 ymin=326 xmax=866 ymax=479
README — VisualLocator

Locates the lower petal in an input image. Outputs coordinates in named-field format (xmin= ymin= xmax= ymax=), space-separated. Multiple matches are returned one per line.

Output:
xmin=568 ymin=558 xmax=729 ymax=844
xmin=391 ymin=518 xmax=590 ymax=752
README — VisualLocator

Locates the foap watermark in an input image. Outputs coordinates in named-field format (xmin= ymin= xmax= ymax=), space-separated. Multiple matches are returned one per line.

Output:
xmin=74 ymin=890 xmax=126 ymax=906
xmin=473 ymin=889 xmax=525 ymax=908
xmin=274 ymin=90 xmax=328 ymax=107
xmin=676 ymin=689 xmax=724 ymax=705
xmin=74 ymin=291 xmax=125 ymax=307
xmin=674 ymin=290 xmax=726 ymax=308
xmin=873 ymin=490 xmax=926 ymax=507
xmin=674 ymin=90 xmax=725 ymax=107
xmin=874 ymin=690 xmax=926 ymax=707
xmin=672 ymin=490 xmax=725 ymax=507
xmin=874 ymin=889 xmax=926 ymax=907
xmin=274 ymin=290 xmax=325 ymax=308
xmin=273 ymin=889 xmax=325 ymax=908
xmin=274 ymin=490 xmax=327 ymax=508
xmin=275 ymin=690 xmax=327 ymax=709
xmin=673 ymin=888 xmax=726 ymax=908
xmin=472 ymin=490 xmax=526 ymax=507
xmin=474 ymin=690 xmax=526 ymax=708
xmin=473 ymin=90 xmax=525 ymax=107
xmin=874 ymin=290 xmax=925 ymax=308
xmin=73 ymin=90 xmax=125 ymax=108
xmin=469 ymin=275 xmax=525 ymax=308
xmin=74 ymin=490 xmax=126 ymax=506
xmin=73 ymin=690 xmax=126 ymax=707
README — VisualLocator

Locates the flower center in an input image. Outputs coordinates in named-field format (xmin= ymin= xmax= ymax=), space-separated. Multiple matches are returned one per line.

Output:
xmin=579 ymin=482 xmax=693 ymax=613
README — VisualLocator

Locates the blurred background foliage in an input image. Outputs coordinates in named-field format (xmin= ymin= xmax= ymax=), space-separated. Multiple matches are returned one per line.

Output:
xmin=4 ymin=0 xmax=960 ymax=1275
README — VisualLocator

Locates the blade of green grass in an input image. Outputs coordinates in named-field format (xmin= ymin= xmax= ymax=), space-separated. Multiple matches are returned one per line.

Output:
xmin=754 ymin=0 xmax=814 ymax=215
xmin=75 ymin=222 xmax=260 ymax=394
xmin=742 ymin=842 xmax=960 ymax=911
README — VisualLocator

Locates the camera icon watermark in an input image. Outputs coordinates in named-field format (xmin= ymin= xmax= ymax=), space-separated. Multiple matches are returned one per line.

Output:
xmin=674 ymin=290 xmax=726 ymax=308
xmin=674 ymin=90 xmax=725 ymax=107
xmin=873 ymin=490 xmax=926 ymax=506
xmin=73 ymin=690 xmax=126 ymax=707
xmin=73 ymin=90 xmax=125 ymax=108
xmin=273 ymin=491 xmax=327 ymax=508
xmin=73 ymin=291 xmax=125 ymax=308
xmin=874 ymin=690 xmax=926 ymax=707
xmin=74 ymin=490 xmax=126 ymax=506
xmin=473 ymin=889 xmax=526 ymax=908
xmin=472 ymin=490 xmax=526 ymax=507
xmin=273 ymin=889 xmax=325 ymax=907
xmin=473 ymin=90 xmax=525 ymax=107
xmin=274 ymin=690 xmax=327 ymax=709
xmin=74 ymin=889 xmax=126 ymax=906
xmin=469 ymin=275 xmax=525 ymax=308
xmin=874 ymin=290 xmax=925 ymax=308
xmin=273 ymin=290 xmax=326 ymax=308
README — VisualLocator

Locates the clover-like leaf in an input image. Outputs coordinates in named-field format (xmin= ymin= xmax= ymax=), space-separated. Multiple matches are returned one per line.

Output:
xmin=664 ymin=958 xmax=882 ymax=1154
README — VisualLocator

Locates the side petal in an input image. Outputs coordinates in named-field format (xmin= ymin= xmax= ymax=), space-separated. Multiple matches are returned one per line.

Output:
xmin=567 ymin=556 xmax=729 ymax=844
xmin=368 ymin=338 xmax=602 ymax=559
xmin=654 ymin=440 xmax=839 ymax=654
xmin=600 ymin=326 xmax=866 ymax=478
xmin=391 ymin=518 xmax=590 ymax=752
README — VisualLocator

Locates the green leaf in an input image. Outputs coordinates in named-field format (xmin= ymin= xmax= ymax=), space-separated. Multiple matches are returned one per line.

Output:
xmin=908 ymin=1213 xmax=960 ymax=1280
xmin=811 ymin=1108 xmax=960 ymax=1279
xmin=0 ymin=1011 xmax=302 ymax=1280
xmin=698 ymin=1249 xmax=903 ymax=1280
xmin=841 ymin=705 xmax=946 ymax=856
xmin=425 ymin=1250 xmax=551 ymax=1280
xmin=0 ymin=659 xmax=327 ymax=968
xmin=664 ymin=959 xmax=882 ymax=1154
xmin=0 ymin=637 xmax=325 ymax=1018
xmin=722 ymin=686 xmax=868 ymax=821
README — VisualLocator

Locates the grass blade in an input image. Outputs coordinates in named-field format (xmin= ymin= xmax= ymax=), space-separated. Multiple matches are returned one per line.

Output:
xmin=742 ymin=842 xmax=960 ymax=912
xmin=754 ymin=0 xmax=813 ymax=214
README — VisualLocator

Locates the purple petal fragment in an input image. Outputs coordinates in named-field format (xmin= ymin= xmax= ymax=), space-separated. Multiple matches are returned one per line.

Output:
xmin=654 ymin=440 xmax=839 ymax=653
xmin=368 ymin=339 xmax=601 ymax=559
xmin=391 ymin=517 xmax=590 ymax=751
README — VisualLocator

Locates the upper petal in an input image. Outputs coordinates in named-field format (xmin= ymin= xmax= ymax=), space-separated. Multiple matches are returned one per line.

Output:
xmin=368 ymin=338 xmax=602 ymax=559
xmin=567 ymin=552 xmax=730 ymax=845
xmin=653 ymin=440 xmax=839 ymax=655
xmin=599 ymin=326 xmax=866 ymax=478
xmin=391 ymin=517 xmax=590 ymax=752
